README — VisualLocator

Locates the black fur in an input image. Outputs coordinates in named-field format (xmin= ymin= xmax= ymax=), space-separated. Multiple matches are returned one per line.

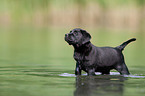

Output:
xmin=65 ymin=28 xmax=136 ymax=76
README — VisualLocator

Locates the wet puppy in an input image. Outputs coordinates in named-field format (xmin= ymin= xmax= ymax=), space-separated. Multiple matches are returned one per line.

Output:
xmin=65 ymin=28 xmax=136 ymax=76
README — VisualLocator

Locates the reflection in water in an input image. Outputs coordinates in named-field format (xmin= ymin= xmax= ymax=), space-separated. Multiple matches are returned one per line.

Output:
xmin=74 ymin=75 xmax=127 ymax=96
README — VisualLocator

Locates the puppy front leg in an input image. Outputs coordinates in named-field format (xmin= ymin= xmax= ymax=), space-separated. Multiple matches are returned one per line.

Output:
xmin=75 ymin=62 xmax=81 ymax=75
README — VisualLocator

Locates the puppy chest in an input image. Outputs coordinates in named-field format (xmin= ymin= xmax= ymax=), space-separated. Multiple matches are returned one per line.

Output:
xmin=74 ymin=54 xmax=94 ymax=66
xmin=74 ymin=53 xmax=91 ymax=61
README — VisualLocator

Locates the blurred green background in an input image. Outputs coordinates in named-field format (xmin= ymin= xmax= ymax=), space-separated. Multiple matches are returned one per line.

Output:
xmin=0 ymin=0 xmax=145 ymax=96
xmin=0 ymin=0 xmax=145 ymax=68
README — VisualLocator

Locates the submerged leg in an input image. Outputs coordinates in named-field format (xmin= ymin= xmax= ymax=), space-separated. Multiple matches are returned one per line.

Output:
xmin=75 ymin=63 xmax=81 ymax=75
xmin=115 ymin=63 xmax=130 ymax=75
xmin=88 ymin=68 xmax=96 ymax=76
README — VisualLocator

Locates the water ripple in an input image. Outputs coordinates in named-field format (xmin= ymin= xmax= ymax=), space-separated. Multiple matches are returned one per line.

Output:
xmin=59 ymin=72 xmax=145 ymax=78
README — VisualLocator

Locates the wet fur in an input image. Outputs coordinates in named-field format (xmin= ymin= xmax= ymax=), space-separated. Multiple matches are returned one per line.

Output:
xmin=65 ymin=28 xmax=136 ymax=76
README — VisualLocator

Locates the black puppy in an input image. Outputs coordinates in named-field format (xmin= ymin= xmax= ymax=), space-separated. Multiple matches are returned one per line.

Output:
xmin=65 ymin=28 xmax=136 ymax=76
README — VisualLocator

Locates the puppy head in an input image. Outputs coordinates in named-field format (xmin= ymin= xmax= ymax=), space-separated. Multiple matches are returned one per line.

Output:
xmin=65 ymin=28 xmax=91 ymax=46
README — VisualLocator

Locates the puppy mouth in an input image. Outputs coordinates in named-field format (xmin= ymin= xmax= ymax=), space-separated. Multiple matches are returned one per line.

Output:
xmin=68 ymin=41 xmax=74 ymax=45
xmin=65 ymin=38 xmax=74 ymax=45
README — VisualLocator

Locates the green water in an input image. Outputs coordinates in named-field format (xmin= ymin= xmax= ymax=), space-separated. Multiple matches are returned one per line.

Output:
xmin=0 ymin=26 xmax=145 ymax=96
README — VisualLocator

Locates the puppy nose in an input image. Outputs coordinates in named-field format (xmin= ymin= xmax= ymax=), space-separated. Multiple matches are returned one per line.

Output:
xmin=65 ymin=34 xmax=68 ymax=37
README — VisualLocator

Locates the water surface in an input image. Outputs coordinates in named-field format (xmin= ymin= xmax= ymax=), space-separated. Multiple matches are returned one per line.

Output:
xmin=0 ymin=27 xmax=145 ymax=96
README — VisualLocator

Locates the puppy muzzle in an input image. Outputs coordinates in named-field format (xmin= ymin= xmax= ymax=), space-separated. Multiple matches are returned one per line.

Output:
xmin=65 ymin=34 xmax=76 ymax=45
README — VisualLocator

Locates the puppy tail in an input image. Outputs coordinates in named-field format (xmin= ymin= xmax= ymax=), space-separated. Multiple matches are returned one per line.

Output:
xmin=116 ymin=38 xmax=136 ymax=51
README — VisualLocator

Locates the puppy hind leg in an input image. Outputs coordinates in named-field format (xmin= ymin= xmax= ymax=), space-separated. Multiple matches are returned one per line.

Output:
xmin=121 ymin=64 xmax=130 ymax=75
xmin=88 ymin=68 xmax=96 ymax=76
xmin=115 ymin=63 xmax=130 ymax=75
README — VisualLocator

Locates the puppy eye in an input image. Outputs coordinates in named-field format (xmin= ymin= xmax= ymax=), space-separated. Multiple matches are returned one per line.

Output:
xmin=74 ymin=31 xmax=78 ymax=35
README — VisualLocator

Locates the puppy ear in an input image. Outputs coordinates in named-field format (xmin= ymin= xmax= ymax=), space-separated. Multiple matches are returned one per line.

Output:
xmin=81 ymin=29 xmax=91 ymax=44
